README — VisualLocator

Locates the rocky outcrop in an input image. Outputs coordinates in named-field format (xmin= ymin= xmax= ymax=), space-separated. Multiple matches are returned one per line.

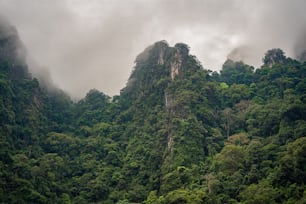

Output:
xmin=170 ymin=51 xmax=182 ymax=80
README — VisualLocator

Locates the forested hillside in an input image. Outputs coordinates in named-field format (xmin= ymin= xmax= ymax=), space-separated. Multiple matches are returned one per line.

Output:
xmin=0 ymin=21 xmax=306 ymax=204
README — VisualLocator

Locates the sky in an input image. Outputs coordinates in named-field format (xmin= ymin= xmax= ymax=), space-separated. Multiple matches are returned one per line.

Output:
xmin=0 ymin=0 xmax=305 ymax=99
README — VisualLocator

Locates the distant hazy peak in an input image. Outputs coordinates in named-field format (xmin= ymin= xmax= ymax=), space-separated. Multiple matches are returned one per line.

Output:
xmin=0 ymin=16 xmax=27 ymax=65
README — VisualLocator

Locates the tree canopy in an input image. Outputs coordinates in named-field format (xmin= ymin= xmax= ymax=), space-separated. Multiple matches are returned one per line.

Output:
xmin=0 ymin=35 xmax=305 ymax=203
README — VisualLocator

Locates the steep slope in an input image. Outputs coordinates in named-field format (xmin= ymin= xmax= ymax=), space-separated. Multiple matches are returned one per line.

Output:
xmin=0 ymin=18 xmax=75 ymax=203
xmin=118 ymin=41 xmax=220 ymax=201
xmin=0 ymin=17 xmax=45 ymax=148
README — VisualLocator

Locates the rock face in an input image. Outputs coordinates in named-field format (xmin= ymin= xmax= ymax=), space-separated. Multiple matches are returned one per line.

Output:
xmin=170 ymin=50 xmax=182 ymax=80
xmin=170 ymin=43 xmax=190 ymax=80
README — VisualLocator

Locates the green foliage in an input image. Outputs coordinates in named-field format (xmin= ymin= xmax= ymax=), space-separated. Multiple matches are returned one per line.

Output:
xmin=220 ymin=59 xmax=254 ymax=85
xmin=263 ymin=48 xmax=286 ymax=67
xmin=75 ymin=89 xmax=112 ymax=127
xmin=1 ymin=38 xmax=306 ymax=204
xmin=239 ymin=180 xmax=278 ymax=204
xmin=214 ymin=145 xmax=246 ymax=175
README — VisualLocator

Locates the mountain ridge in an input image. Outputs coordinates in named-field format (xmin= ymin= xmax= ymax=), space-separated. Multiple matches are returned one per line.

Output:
xmin=0 ymin=19 xmax=306 ymax=203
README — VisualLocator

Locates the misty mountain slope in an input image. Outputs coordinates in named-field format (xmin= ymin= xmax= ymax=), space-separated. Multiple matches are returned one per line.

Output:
xmin=0 ymin=18 xmax=45 ymax=148
xmin=0 ymin=18 xmax=77 ymax=203
xmin=0 ymin=18 xmax=73 ymax=145
xmin=0 ymin=20 xmax=306 ymax=203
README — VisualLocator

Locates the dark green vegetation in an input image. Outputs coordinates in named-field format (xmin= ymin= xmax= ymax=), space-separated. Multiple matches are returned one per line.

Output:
xmin=0 ymin=23 xmax=306 ymax=204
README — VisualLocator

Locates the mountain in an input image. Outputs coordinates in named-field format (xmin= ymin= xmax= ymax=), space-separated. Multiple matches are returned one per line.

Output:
xmin=0 ymin=20 xmax=306 ymax=204
xmin=0 ymin=17 xmax=45 ymax=149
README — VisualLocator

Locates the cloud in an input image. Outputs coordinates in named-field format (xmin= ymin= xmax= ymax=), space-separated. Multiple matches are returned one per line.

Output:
xmin=0 ymin=0 xmax=305 ymax=99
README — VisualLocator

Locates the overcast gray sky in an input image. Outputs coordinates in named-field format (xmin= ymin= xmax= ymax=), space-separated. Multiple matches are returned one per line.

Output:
xmin=0 ymin=0 xmax=305 ymax=99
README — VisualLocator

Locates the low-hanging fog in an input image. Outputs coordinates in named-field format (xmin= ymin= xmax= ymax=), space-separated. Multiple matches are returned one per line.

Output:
xmin=0 ymin=0 xmax=305 ymax=99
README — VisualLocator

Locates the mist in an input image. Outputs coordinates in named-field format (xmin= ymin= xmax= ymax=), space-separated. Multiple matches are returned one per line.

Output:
xmin=0 ymin=0 xmax=305 ymax=99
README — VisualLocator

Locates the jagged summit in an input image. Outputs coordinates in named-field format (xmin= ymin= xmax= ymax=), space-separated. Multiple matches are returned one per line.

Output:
xmin=135 ymin=40 xmax=169 ymax=65
xmin=122 ymin=41 xmax=201 ymax=96
xmin=133 ymin=40 xmax=193 ymax=77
